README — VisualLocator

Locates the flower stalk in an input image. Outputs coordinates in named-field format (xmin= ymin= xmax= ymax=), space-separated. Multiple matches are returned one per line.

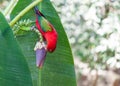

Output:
xmin=9 ymin=0 xmax=42 ymax=27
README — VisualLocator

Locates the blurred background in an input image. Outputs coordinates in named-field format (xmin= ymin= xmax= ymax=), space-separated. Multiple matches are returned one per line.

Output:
xmin=0 ymin=0 xmax=120 ymax=86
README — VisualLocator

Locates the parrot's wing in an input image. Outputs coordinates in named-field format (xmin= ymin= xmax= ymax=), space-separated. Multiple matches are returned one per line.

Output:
xmin=34 ymin=6 xmax=53 ymax=32
xmin=41 ymin=18 xmax=53 ymax=32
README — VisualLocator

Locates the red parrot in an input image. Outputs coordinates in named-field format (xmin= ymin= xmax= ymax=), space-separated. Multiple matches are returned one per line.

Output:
xmin=34 ymin=6 xmax=58 ymax=53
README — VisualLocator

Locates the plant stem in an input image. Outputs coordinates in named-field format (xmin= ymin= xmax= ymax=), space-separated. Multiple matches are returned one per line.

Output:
xmin=4 ymin=0 xmax=18 ymax=16
xmin=9 ymin=0 xmax=42 ymax=27
xmin=38 ymin=68 xmax=42 ymax=86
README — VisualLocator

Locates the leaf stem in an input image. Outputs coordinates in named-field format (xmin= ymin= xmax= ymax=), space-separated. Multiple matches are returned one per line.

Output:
xmin=9 ymin=0 xmax=42 ymax=27
xmin=4 ymin=0 xmax=18 ymax=16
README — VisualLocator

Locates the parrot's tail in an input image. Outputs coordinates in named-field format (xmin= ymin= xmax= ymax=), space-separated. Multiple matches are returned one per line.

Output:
xmin=34 ymin=6 xmax=46 ymax=18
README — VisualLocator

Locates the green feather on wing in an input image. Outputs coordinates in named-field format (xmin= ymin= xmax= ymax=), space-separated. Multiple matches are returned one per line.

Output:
xmin=38 ymin=16 xmax=52 ymax=32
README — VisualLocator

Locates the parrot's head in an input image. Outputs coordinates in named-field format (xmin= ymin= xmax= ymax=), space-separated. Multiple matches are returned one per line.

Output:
xmin=45 ymin=30 xmax=58 ymax=53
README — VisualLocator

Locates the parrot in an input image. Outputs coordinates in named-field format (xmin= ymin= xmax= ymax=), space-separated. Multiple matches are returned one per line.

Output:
xmin=34 ymin=6 xmax=58 ymax=53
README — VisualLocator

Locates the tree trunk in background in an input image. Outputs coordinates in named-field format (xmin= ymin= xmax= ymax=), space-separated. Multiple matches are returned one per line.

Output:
xmin=92 ymin=70 xmax=98 ymax=86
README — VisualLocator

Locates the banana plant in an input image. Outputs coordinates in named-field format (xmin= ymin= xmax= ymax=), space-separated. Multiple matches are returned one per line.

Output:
xmin=0 ymin=0 xmax=76 ymax=86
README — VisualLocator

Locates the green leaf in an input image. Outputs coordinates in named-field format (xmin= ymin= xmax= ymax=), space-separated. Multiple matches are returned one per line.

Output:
xmin=0 ymin=12 xmax=33 ymax=86
xmin=10 ymin=0 xmax=34 ymax=20
xmin=10 ymin=0 xmax=77 ymax=86
xmin=38 ymin=1 xmax=76 ymax=86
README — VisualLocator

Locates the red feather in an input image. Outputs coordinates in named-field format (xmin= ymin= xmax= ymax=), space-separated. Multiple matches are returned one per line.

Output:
xmin=44 ymin=29 xmax=58 ymax=52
